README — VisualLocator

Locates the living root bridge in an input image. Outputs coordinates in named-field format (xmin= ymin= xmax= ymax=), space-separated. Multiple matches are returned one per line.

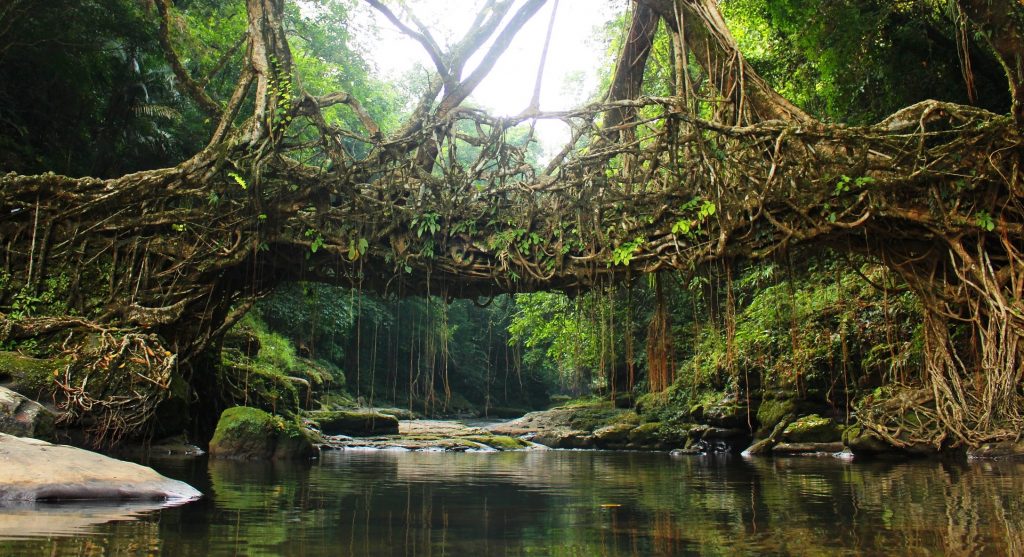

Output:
xmin=1 ymin=0 xmax=1022 ymax=447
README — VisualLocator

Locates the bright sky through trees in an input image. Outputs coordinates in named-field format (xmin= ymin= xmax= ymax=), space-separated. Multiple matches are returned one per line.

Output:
xmin=354 ymin=0 xmax=624 ymax=159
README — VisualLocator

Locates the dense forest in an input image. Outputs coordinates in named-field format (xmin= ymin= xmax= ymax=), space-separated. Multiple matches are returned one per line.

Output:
xmin=0 ymin=0 xmax=1021 ymax=455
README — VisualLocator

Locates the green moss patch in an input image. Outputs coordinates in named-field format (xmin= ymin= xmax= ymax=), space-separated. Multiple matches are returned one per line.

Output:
xmin=209 ymin=406 xmax=316 ymax=460
xmin=782 ymin=414 xmax=841 ymax=443
xmin=0 ymin=351 xmax=66 ymax=397
xmin=756 ymin=398 xmax=797 ymax=438
xmin=464 ymin=435 xmax=529 ymax=450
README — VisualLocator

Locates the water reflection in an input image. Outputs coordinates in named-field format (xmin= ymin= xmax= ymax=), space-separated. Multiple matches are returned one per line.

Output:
xmin=0 ymin=451 xmax=1022 ymax=556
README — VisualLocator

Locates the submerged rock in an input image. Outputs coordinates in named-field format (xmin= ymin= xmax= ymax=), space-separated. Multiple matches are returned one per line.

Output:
xmin=308 ymin=409 xmax=400 ymax=436
xmin=0 ymin=433 xmax=201 ymax=501
xmin=209 ymin=406 xmax=317 ymax=460
xmin=0 ymin=386 xmax=54 ymax=440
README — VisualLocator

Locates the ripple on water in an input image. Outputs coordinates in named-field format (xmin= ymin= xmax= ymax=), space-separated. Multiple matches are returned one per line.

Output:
xmin=1 ymin=451 xmax=1023 ymax=556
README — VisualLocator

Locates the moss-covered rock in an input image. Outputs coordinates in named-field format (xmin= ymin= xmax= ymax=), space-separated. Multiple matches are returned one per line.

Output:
xmin=464 ymin=435 xmax=529 ymax=450
xmin=755 ymin=397 xmax=797 ymax=438
xmin=483 ymin=406 xmax=529 ymax=419
xmin=532 ymin=429 xmax=594 ymax=449
xmin=593 ymin=422 xmax=635 ymax=447
xmin=701 ymin=392 xmax=749 ymax=429
xmin=372 ymin=407 xmax=418 ymax=420
xmin=0 ymin=351 xmax=65 ymax=398
xmin=782 ymin=414 xmax=841 ymax=443
xmin=970 ymin=440 xmax=1024 ymax=459
xmin=548 ymin=394 xmax=571 ymax=406
xmin=627 ymin=422 xmax=690 ymax=450
xmin=772 ymin=442 xmax=845 ymax=455
xmin=209 ymin=407 xmax=316 ymax=460
xmin=0 ymin=386 xmax=54 ymax=440
xmin=307 ymin=409 xmax=399 ymax=436
xmin=841 ymin=424 xmax=896 ymax=456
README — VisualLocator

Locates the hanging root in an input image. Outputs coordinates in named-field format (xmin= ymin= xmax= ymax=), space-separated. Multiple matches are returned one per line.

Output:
xmin=53 ymin=332 xmax=175 ymax=447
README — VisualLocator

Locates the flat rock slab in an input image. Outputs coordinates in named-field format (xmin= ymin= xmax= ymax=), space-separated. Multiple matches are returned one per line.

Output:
xmin=399 ymin=420 xmax=487 ymax=437
xmin=0 ymin=434 xmax=201 ymax=501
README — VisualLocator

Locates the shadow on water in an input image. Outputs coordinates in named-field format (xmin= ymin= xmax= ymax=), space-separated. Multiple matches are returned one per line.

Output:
xmin=0 ymin=451 xmax=1022 ymax=556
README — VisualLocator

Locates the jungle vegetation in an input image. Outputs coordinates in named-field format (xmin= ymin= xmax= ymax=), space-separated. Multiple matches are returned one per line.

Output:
xmin=0 ymin=0 xmax=1021 ymax=450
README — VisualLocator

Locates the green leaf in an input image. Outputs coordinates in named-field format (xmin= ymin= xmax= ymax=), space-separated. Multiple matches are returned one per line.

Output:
xmin=228 ymin=171 xmax=247 ymax=190
xmin=974 ymin=210 xmax=995 ymax=231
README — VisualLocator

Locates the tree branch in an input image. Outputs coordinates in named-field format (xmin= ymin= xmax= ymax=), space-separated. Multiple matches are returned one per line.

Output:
xmin=956 ymin=0 xmax=1024 ymax=124
xmin=365 ymin=0 xmax=453 ymax=90
xmin=604 ymin=3 xmax=660 ymax=130
xmin=155 ymin=0 xmax=221 ymax=117
xmin=437 ymin=0 xmax=549 ymax=116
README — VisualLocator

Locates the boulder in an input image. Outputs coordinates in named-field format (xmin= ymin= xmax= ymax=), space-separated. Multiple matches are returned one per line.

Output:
xmin=0 ymin=386 xmax=55 ymax=440
xmin=0 ymin=433 xmax=201 ymax=501
xmin=702 ymin=392 xmax=749 ymax=429
xmin=755 ymin=397 xmax=797 ymax=438
xmin=463 ymin=435 xmax=530 ymax=450
xmin=308 ymin=409 xmax=400 ymax=436
xmin=781 ymin=414 xmax=841 ymax=444
xmin=772 ymin=442 xmax=845 ymax=455
xmin=532 ymin=429 xmax=594 ymax=449
xmin=372 ymin=407 xmax=418 ymax=420
xmin=700 ymin=427 xmax=752 ymax=452
xmin=593 ymin=422 xmax=635 ymax=448
xmin=483 ymin=406 xmax=529 ymax=419
xmin=209 ymin=407 xmax=317 ymax=460
xmin=627 ymin=422 xmax=666 ymax=449
xmin=970 ymin=440 xmax=1024 ymax=459
xmin=0 ymin=351 xmax=65 ymax=397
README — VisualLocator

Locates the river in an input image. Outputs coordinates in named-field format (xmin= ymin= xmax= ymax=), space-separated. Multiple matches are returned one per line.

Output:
xmin=0 ymin=449 xmax=1021 ymax=556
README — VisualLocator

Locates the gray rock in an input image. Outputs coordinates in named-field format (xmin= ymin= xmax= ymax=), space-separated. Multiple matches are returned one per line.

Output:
xmin=593 ymin=422 xmax=634 ymax=447
xmin=532 ymin=429 xmax=594 ymax=449
xmin=307 ymin=409 xmax=400 ymax=437
xmin=702 ymin=392 xmax=749 ymax=429
xmin=0 ymin=386 xmax=55 ymax=440
xmin=772 ymin=442 xmax=845 ymax=455
xmin=0 ymin=433 xmax=201 ymax=501
xmin=969 ymin=440 xmax=1024 ymax=459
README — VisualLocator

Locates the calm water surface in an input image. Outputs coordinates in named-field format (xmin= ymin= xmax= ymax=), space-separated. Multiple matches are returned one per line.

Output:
xmin=1 ymin=449 xmax=1022 ymax=556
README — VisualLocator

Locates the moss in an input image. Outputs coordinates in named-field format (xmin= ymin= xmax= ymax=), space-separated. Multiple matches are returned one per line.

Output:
xmin=209 ymin=407 xmax=280 ymax=459
xmin=319 ymin=392 xmax=356 ymax=409
xmin=782 ymin=414 xmax=841 ymax=443
xmin=755 ymin=398 xmax=797 ymax=437
xmin=548 ymin=394 xmax=572 ymax=406
xmin=627 ymin=422 xmax=691 ymax=449
xmin=307 ymin=409 xmax=399 ymax=436
xmin=0 ymin=351 xmax=66 ymax=397
xmin=593 ymin=422 xmax=635 ymax=446
xmin=563 ymin=400 xmax=637 ymax=431
xmin=464 ymin=435 xmax=529 ymax=450
xmin=209 ymin=406 xmax=316 ymax=460
xmin=842 ymin=424 xmax=894 ymax=455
